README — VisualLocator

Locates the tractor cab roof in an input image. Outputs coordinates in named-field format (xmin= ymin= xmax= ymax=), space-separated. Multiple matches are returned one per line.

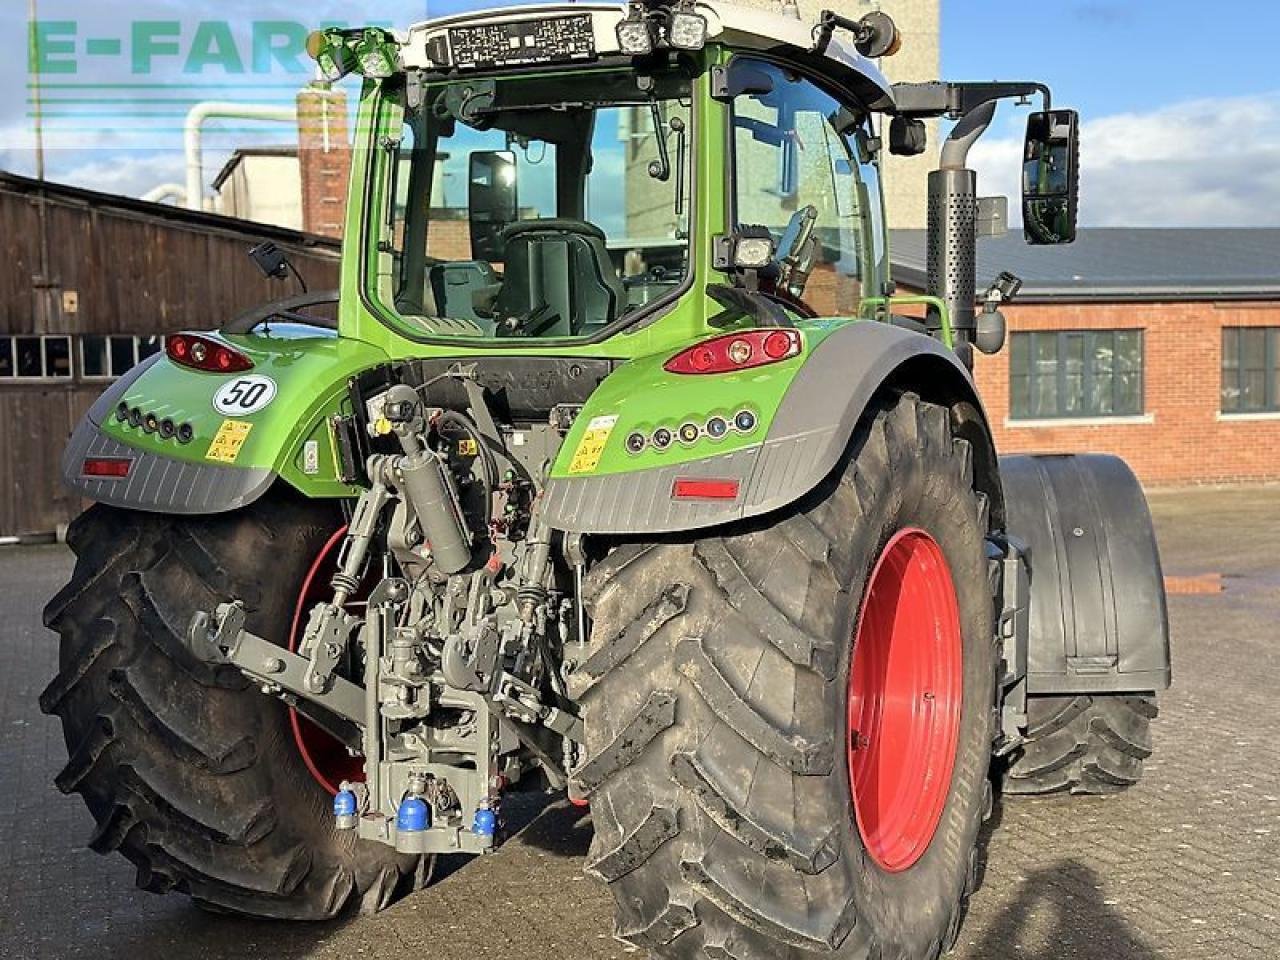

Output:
xmin=397 ymin=1 xmax=895 ymax=110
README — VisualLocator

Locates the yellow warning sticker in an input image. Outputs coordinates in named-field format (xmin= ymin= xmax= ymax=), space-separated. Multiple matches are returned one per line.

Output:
xmin=568 ymin=414 xmax=619 ymax=474
xmin=206 ymin=419 xmax=254 ymax=464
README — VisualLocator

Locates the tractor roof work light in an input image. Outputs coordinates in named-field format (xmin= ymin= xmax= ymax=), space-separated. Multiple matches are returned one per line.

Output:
xmin=615 ymin=11 xmax=656 ymax=56
xmin=306 ymin=29 xmax=356 ymax=83
xmin=666 ymin=8 xmax=708 ymax=50
xmin=354 ymin=29 xmax=401 ymax=79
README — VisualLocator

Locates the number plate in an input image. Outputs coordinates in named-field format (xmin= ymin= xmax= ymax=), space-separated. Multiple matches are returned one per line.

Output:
xmin=448 ymin=15 xmax=596 ymax=71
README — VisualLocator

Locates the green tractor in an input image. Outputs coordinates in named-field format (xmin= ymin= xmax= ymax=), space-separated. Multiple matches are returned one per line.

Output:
xmin=42 ymin=2 xmax=1169 ymax=955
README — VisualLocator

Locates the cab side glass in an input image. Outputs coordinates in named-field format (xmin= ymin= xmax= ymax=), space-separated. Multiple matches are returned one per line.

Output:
xmin=1022 ymin=109 xmax=1079 ymax=245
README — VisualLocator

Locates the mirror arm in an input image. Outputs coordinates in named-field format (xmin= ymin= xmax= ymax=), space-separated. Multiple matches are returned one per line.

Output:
xmin=892 ymin=81 xmax=1050 ymax=120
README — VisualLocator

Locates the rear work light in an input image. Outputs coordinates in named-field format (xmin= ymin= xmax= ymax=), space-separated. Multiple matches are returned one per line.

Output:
xmin=664 ymin=328 xmax=802 ymax=375
xmin=82 ymin=457 xmax=132 ymax=479
xmin=167 ymin=333 xmax=253 ymax=373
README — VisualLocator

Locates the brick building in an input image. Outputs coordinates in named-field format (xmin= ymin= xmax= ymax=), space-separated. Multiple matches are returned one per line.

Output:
xmin=892 ymin=229 xmax=1280 ymax=486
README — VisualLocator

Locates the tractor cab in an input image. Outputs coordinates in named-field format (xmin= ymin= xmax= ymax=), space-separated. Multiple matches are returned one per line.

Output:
xmin=307 ymin=1 xmax=907 ymax=348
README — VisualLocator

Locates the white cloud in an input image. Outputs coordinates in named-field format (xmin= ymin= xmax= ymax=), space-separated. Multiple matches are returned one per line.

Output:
xmin=969 ymin=92 xmax=1280 ymax=227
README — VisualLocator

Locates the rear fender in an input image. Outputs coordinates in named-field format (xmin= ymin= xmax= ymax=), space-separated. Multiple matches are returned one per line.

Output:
xmin=62 ymin=329 xmax=388 ymax=514
xmin=541 ymin=320 xmax=1002 ymax=534
xmin=1001 ymin=453 xmax=1171 ymax=695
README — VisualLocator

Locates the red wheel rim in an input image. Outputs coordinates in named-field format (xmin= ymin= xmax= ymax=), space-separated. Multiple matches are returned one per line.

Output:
xmin=288 ymin=526 xmax=365 ymax=796
xmin=847 ymin=528 xmax=963 ymax=873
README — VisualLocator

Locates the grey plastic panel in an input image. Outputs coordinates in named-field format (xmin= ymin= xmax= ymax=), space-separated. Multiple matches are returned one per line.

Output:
xmin=62 ymin=417 xmax=275 ymax=515
xmin=542 ymin=322 xmax=979 ymax=534
xmin=85 ymin=353 xmax=162 ymax=427
xmin=541 ymin=429 xmax=835 ymax=534
xmin=1001 ymin=453 xmax=1171 ymax=695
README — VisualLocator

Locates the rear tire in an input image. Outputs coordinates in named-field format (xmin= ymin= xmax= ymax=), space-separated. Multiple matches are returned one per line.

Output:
xmin=572 ymin=393 xmax=996 ymax=960
xmin=41 ymin=491 xmax=426 ymax=919
xmin=1002 ymin=695 xmax=1157 ymax=796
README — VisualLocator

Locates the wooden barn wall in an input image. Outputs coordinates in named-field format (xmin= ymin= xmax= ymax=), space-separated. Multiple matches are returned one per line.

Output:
xmin=0 ymin=183 xmax=342 ymax=535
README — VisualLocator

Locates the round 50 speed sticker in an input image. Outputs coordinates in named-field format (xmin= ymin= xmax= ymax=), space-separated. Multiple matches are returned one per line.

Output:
xmin=212 ymin=375 xmax=278 ymax=416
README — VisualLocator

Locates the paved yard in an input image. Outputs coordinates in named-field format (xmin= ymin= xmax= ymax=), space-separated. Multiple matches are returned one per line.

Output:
xmin=2 ymin=486 xmax=1278 ymax=960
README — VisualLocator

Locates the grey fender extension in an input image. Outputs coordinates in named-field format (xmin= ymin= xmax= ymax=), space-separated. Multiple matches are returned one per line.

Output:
xmin=62 ymin=416 xmax=275 ymax=516
xmin=542 ymin=322 xmax=980 ymax=534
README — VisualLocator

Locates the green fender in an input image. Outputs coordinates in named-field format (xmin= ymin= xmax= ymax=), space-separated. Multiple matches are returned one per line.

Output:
xmin=62 ymin=327 xmax=389 ymax=514
xmin=541 ymin=319 xmax=1001 ymax=534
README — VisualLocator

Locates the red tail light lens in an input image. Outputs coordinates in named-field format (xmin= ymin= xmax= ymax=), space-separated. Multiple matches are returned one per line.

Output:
xmin=167 ymin=334 xmax=253 ymax=373
xmin=665 ymin=328 xmax=802 ymax=375
xmin=82 ymin=457 xmax=133 ymax=479
xmin=672 ymin=477 xmax=741 ymax=501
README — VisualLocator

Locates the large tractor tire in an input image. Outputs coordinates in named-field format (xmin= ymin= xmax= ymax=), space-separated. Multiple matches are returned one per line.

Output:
xmin=40 ymin=492 xmax=425 ymax=919
xmin=572 ymin=393 xmax=997 ymax=960
xmin=1002 ymin=694 xmax=1157 ymax=796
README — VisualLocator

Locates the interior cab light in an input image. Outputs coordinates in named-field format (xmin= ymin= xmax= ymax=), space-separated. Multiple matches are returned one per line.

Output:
xmin=166 ymin=333 xmax=253 ymax=373
xmin=665 ymin=328 xmax=802 ymax=375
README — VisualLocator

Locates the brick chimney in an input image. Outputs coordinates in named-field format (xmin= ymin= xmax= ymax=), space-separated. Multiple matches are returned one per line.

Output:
xmin=296 ymin=84 xmax=352 ymax=239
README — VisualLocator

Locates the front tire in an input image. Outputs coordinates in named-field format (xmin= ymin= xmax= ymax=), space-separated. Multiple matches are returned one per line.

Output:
xmin=572 ymin=394 xmax=996 ymax=960
xmin=41 ymin=492 xmax=425 ymax=918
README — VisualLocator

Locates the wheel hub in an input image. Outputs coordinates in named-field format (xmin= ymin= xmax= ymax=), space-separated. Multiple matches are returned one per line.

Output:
xmin=847 ymin=528 xmax=963 ymax=873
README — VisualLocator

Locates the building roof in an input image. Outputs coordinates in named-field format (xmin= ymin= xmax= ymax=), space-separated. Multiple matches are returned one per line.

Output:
xmin=212 ymin=145 xmax=299 ymax=192
xmin=0 ymin=171 xmax=338 ymax=254
xmin=890 ymin=228 xmax=1280 ymax=302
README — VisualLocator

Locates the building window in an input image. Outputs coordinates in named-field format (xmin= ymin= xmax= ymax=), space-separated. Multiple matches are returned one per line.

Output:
xmin=80 ymin=335 xmax=164 ymax=379
xmin=1010 ymin=330 xmax=1143 ymax=419
xmin=1222 ymin=327 xmax=1280 ymax=413
xmin=0 ymin=335 xmax=74 ymax=380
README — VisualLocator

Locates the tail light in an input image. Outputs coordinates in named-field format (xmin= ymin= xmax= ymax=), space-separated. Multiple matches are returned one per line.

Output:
xmin=664 ymin=328 xmax=802 ymax=375
xmin=672 ymin=477 xmax=740 ymax=501
xmin=167 ymin=333 xmax=253 ymax=373
xmin=82 ymin=457 xmax=132 ymax=479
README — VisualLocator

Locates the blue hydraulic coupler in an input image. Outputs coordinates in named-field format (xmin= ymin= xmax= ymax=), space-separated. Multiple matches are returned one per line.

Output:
xmin=397 ymin=796 xmax=430 ymax=833
xmin=472 ymin=800 xmax=497 ymax=838
xmin=333 ymin=788 xmax=358 ymax=830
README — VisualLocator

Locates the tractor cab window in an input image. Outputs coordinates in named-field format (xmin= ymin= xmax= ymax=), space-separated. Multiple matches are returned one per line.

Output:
xmin=374 ymin=68 xmax=692 ymax=340
xmin=729 ymin=59 xmax=887 ymax=316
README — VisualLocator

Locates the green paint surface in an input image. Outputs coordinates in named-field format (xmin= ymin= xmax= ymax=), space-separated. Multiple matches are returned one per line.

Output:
xmin=99 ymin=327 xmax=388 ymax=496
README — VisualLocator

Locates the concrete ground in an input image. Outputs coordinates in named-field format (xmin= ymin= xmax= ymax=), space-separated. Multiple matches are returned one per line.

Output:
xmin=2 ymin=486 xmax=1278 ymax=960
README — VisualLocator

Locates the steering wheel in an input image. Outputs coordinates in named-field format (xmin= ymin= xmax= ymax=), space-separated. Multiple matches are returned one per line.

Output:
xmin=500 ymin=218 xmax=607 ymax=243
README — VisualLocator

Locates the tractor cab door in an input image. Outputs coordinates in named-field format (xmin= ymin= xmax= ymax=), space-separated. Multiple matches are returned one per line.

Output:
xmin=724 ymin=57 xmax=889 ymax=318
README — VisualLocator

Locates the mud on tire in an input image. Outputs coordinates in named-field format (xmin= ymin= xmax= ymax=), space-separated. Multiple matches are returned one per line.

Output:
xmin=41 ymin=491 xmax=426 ymax=919
xmin=571 ymin=393 xmax=997 ymax=960
xmin=1002 ymin=695 xmax=1157 ymax=796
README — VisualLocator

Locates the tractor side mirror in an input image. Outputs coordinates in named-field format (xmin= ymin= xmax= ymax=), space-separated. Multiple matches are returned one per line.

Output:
xmin=1022 ymin=109 xmax=1079 ymax=245
xmin=468 ymin=150 xmax=518 ymax=262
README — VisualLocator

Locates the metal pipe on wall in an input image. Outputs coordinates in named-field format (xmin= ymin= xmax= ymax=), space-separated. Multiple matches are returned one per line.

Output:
xmin=184 ymin=103 xmax=297 ymax=211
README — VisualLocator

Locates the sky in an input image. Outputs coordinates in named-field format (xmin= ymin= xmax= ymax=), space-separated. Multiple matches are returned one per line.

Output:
xmin=5 ymin=0 xmax=1280 ymax=227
